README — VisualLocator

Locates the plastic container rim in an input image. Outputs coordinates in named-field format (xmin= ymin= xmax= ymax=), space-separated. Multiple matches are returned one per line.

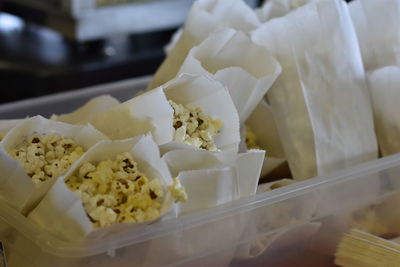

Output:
xmin=1 ymin=152 xmax=399 ymax=258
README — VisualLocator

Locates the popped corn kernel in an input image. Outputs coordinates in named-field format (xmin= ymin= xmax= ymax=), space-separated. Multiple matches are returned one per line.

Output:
xmin=169 ymin=100 xmax=222 ymax=151
xmin=10 ymin=133 xmax=84 ymax=184
xmin=65 ymin=152 xmax=167 ymax=228
xmin=168 ymin=177 xmax=188 ymax=203
xmin=89 ymin=206 xmax=117 ymax=228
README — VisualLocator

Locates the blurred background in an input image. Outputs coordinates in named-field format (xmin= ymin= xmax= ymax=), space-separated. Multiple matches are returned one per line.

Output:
xmin=0 ymin=0 xmax=261 ymax=104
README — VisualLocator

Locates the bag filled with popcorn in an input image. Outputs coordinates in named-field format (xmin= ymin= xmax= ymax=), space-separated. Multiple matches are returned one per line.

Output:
xmin=87 ymin=74 xmax=240 ymax=153
xmin=51 ymin=95 xmax=120 ymax=125
xmin=28 ymin=135 xmax=182 ymax=241
xmin=349 ymin=0 xmax=400 ymax=71
xmin=367 ymin=66 xmax=400 ymax=156
xmin=160 ymin=74 xmax=240 ymax=153
xmin=0 ymin=116 xmax=107 ymax=213
xmin=243 ymin=100 xmax=288 ymax=180
xmin=251 ymin=0 xmax=378 ymax=180
xmin=178 ymin=28 xmax=281 ymax=122
xmin=148 ymin=0 xmax=260 ymax=89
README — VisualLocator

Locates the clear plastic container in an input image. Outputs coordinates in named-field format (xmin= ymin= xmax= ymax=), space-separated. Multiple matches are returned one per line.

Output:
xmin=1 ymin=77 xmax=399 ymax=266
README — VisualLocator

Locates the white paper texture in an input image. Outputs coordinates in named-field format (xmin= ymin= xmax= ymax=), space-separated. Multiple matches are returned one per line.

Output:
xmin=251 ymin=0 xmax=378 ymax=180
xmin=256 ymin=0 xmax=320 ymax=22
xmin=89 ymin=87 xmax=174 ymax=145
xmin=51 ymin=95 xmax=120 ymax=125
xmin=0 ymin=116 xmax=108 ymax=213
xmin=367 ymin=66 xmax=400 ymax=156
xmin=175 ymin=168 xmax=236 ymax=215
xmin=163 ymin=148 xmax=265 ymax=200
xmin=245 ymin=100 xmax=284 ymax=157
xmin=349 ymin=0 xmax=400 ymax=71
xmin=161 ymin=74 xmax=241 ymax=152
xmin=178 ymin=28 xmax=281 ymax=122
xmin=0 ymin=119 xmax=22 ymax=140
xmin=28 ymin=136 xmax=175 ymax=241
xmin=148 ymin=0 xmax=260 ymax=90
xmin=245 ymin=100 xmax=287 ymax=178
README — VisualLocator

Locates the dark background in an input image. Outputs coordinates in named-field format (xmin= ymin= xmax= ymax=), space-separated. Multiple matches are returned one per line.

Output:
xmin=0 ymin=0 xmax=351 ymax=104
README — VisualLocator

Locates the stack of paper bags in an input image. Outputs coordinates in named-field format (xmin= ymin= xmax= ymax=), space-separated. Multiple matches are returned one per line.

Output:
xmin=251 ymin=0 xmax=378 ymax=180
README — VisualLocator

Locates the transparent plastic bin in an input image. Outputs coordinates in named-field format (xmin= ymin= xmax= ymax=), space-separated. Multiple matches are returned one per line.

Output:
xmin=1 ymin=77 xmax=400 ymax=266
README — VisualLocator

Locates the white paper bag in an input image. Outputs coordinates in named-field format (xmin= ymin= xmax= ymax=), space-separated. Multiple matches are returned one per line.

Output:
xmin=349 ymin=0 xmax=400 ymax=71
xmin=256 ymin=0 xmax=320 ymax=22
xmin=89 ymin=74 xmax=240 ymax=153
xmin=28 ymin=136 xmax=175 ymax=241
xmin=160 ymin=74 xmax=241 ymax=152
xmin=175 ymin=168 xmax=236 ymax=215
xmin=178 ymin=28 xmax=281 ymax=122
xmin=0 ymin=116 xmax=107 ymax=213
xmin=245 ymin=100 xmax=287 ymax=179
xmin=0 ymin=119 xmax=22 ymax=141
xmin=148 ymin=0 xmax=260 ymax=90
xmin=251 ymin=0 xmax=378 ymax=180
xmin=51 ymin=95 xmax=120 ymax=125
xmin=89 ymin=87 xmax=174 ymax=145
xmin=367 ymin=66 xmax=400 ymax=156
xmin=163 ymin=148 xmax=265 ymax=203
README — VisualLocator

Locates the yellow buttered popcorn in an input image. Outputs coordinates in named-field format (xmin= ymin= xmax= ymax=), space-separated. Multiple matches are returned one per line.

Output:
xmin=10 ymin=133 xmax=84 ymax=184
xmin=169 ymin=100 xmax=222 ymax=151
xmin=168 ymin=177 xmax=188 ymax=203
xmin=65 ymin=152 xmax=186 ymax=228
xmin=245 ymin=125 xmax=261 ymax=149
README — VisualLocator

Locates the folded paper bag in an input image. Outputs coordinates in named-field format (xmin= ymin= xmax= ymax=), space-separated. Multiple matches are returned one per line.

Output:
xmin=160 ymin=74 xmax=241 ymax=153
xmin=251 ymin=0 xmax=377 ymax=180
xmin=243 ymin=100 xmax=287 ymax=179
xmin=0 ymin=116 xmax=107 ymax=213
xmin=148 ymin=0 xmax=260 ymax=90
xmin=89 ymin=74 xmax=240 ymax=153
xmin=28 ymin=135 xmax=176 ymax=241
xmin=51 ymin=95 xmax=120 ymax=125
xmin=163 ymin=148 xmax=265 ymax=200
xmin=89 ymin=87 xmax=174 ymax=145
xmin=349 ymin=0 xmax=400 ymax=71
xmin=178 ymin=28 xmax=281 ymax=122
xmin=0 ymin=119 xmax=23 ymax=141
xmin=367 ymin=66 xmax=400 ymax=156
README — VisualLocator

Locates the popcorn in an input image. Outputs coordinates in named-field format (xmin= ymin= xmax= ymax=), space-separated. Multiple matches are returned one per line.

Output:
xmin=168 ymin=177 xmax=188 ymax=203
xmin=169 ymin=100 xmax=222 ymax=151
xmin=10 ymin=133 xmax=84 ymax=184
xmin=65 ymin=152 xmax=167 ymax=228
xmin=245 ymin=125 xmax=261 ymax=149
